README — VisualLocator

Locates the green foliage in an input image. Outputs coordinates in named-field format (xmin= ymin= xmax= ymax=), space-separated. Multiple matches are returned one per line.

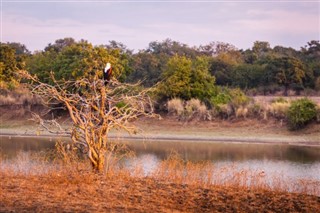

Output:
xmin=1 ymin=38 xmax=319 ymax=97
xmin=268 ymin=57 xmax=306 ymax=96
xmin=210 ymin=89 xmax=231 ymax=106
xmin=231 ymin=64 xmax=266 ymax=88
xmin=287 ymin=98 xmax=317 ymax=130
xmin=157 ymin=55 xmax=216 ymax=102
xmin=0 ymin=42 xmax=29 ymax=89
xmin=127 ymin=52 xmax=162 ymax=86
xmin=26 ymin=38 xmax=131 ymax=85
xmin=0 ymin=44 xmax=17 ymax=82
xmin=209 ymin=50 xmax=243 ymax=86
xmin=210 ymin=87 xmax=249 ymax=113
xmin=228 ymin=88 xmax=250 ymax=108
xmin=272 ymin=97 xmax=288 ymax=103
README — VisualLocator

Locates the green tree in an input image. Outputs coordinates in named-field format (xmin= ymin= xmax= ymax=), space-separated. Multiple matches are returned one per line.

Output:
xmin=26 ymin=50 xmax=57 ymax=83
xmin=0 ymin=43 xmax=17 ymax=83
xmin=158 ymin=55 xmax=216 ymax=102
xmin=128 ymin=52 xmax=161 ymax=87
xmin=231 ymin=64 xmax=266 ymax=89
xmin=252 ymin=41 xmax=271 ymax=59
xmin=268 ymin=57 xmax=306 ymax=96
xmin=0 ymin=42 xmax=29 ymax=88
xmin=198 ymin=41 xmax=237 ymax=56
xmin=44 ymin=37 xmax=76 ymax=53
xmin=27 ymin=38 xmax=130 ymax=84
xmin=301 ymin=40 xmax=320 ymax=89
xmin=209 ymin=50 xmax=243 ymax=86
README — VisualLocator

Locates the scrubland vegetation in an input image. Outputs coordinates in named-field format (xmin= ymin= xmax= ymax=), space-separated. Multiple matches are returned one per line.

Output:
xmin=1 ymin=38 xmax=320 ymax=130
xmin=166 ymin=95 xmax=320 ymax=130
xmin=1 ymin=38 xmax=320 ymax=211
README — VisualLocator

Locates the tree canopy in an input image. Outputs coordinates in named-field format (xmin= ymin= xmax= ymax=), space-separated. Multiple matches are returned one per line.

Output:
xmin=1 ymin=37 xmax=319 ymax=97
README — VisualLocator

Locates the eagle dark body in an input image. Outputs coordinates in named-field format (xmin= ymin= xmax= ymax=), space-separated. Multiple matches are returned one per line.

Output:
xmin=104 ymin=63 xmax=112 ymax=85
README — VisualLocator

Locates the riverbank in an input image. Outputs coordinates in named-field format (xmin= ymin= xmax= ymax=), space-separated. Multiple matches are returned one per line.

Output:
xmin=1 ymin=116 xmax=320 ymax=212
xmin=1 ymin=116 xmax=320 ymax=146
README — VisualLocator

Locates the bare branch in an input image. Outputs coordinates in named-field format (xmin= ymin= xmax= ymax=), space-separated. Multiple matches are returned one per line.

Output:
xmin=20 ymin=69 xmax=158 ymax=172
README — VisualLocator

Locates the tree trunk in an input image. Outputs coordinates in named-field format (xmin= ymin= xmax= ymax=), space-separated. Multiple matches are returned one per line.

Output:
xmin=90 ymin=151 xmax=106 ymax=173
xmin=283 ymin=85 xmax=289 ymax=96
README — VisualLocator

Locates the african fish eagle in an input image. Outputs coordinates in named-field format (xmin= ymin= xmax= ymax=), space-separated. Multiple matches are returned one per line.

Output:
xmin=104 ymin=62 xmax=112 ymax=85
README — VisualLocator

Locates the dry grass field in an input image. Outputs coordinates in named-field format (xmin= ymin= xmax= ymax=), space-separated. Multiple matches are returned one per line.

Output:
xmin=1 ymin=154 xmax=320 ymax=212
xmin=1 ymin=171 xmax=319 ymax=212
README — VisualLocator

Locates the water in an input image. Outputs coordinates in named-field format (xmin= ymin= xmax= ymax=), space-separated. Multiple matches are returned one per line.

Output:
xmin=1 ymin=135 xmax=320 ymax=181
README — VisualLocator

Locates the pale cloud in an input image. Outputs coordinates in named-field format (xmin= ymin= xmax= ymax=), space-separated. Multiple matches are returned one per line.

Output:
xmin=2 ymin=13 xmax=138 ymax=51
xmin=1 ymin=1 xmax=319 ymax=52
xmin=235 ymin=9 xmax=319 ymax=34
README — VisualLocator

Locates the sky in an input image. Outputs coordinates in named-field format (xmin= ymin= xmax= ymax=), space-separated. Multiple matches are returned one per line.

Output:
xmin=1 ymin=0 xmax=319 ymax=52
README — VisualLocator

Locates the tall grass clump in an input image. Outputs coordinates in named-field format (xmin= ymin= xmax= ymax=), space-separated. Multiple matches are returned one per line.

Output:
xmin=167 ymin=98 xmax=209 ymax=120
xmin=185 ymin=99 xmax=207 ymax=120
xmin=210 ymin=88 xmax=250 ymax=119
xmin=287 ymin=98 xmax=317 ymax=130
xmin=269 ymin=99 xmax=291 ymax=119
xmin=167 ymin=98 xmax=184 ymax=116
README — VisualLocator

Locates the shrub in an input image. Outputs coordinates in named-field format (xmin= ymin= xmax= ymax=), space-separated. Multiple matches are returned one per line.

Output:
xmin=210 ymin=92 xmax=231 ymax=107
xmin=229 ymin=88 xmax=250 ymax=109
xmin=247 ymin=102 xmax=262 ymax=117
xmin=167 ymin=98 xmax=184 ymax=116
xmin=210 ymin=88 xmax=250 ymax=119
xmin=235 ymin=106 xmax=248 ymax=118
xmin=287 ymin=98 xmax=317 ymax=130
xmin=269 ymin=102 xmax=291 ymax=119
xmin=215 ymin=104 xmax=233 ymax=119
xmin=185 ymin=99 xmax=207 ymax=120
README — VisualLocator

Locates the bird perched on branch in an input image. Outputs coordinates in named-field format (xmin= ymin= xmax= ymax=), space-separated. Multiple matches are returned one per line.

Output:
xmin=103 ymin=62 xmax=112 ymax=85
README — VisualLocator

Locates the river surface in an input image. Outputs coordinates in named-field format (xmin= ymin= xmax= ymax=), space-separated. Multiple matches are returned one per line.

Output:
xmin=1 ymin=135 xmax=320 ymax=182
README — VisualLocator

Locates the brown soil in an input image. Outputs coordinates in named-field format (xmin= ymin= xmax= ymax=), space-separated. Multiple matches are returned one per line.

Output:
xmin=1 ymin=171 xmax=319 ymax=212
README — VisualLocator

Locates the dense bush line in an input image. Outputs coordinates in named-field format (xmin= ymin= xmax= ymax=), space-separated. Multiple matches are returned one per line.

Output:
xmin=1 ymin=38 xmax=319 ymax=130
xmin=1 ymin=38 xmax=319 ymax=95
xmin=166 ymin=96 xmax=320 ymax=130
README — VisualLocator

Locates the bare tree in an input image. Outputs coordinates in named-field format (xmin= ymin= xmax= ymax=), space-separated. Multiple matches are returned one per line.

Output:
xmin=20 ymin=70 xmax=156 ymax=172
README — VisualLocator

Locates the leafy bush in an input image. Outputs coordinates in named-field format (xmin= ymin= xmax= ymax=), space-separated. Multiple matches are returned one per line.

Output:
xmin=210 ymin=92 xmax=231 ymax=107
xmin=229 ymin=88 xmax=250 ymax=108
xmin=287 ymin=98 xmax=317 ymax=130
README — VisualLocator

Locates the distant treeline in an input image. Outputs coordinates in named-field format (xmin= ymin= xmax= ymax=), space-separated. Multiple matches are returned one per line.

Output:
xmin=1 ymin=38 xmax=320 ymax=102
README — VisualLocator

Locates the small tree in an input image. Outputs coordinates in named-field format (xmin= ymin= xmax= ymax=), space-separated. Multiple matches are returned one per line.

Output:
xmin=269 ymin=57 xmax=306 ymax=96
xmin=21 ymin=70 xmax=155 ymax=172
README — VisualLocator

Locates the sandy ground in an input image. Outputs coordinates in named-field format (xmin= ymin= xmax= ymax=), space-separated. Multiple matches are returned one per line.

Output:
xmin=1 ymin=116 xmax=320 ymax=146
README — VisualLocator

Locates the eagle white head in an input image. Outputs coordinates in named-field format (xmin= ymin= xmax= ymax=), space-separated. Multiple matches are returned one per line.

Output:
xmin=104 ymin=62 xmax=111 ymax=73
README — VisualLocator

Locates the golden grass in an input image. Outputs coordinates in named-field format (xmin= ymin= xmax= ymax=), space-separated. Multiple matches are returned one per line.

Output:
xmin=167 ymin=98 xmax=184 ymax=116
xmin=1 ymin=150 xmax=320 ymax=212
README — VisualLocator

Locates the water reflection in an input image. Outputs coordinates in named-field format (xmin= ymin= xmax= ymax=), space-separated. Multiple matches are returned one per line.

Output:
xmin=1 ymin=136 xmax=320 ymax=181
xmin=0 ymin=136 xmax=56 ymax=159
xmin=123 ymin=140 xmax=320 ymax=163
